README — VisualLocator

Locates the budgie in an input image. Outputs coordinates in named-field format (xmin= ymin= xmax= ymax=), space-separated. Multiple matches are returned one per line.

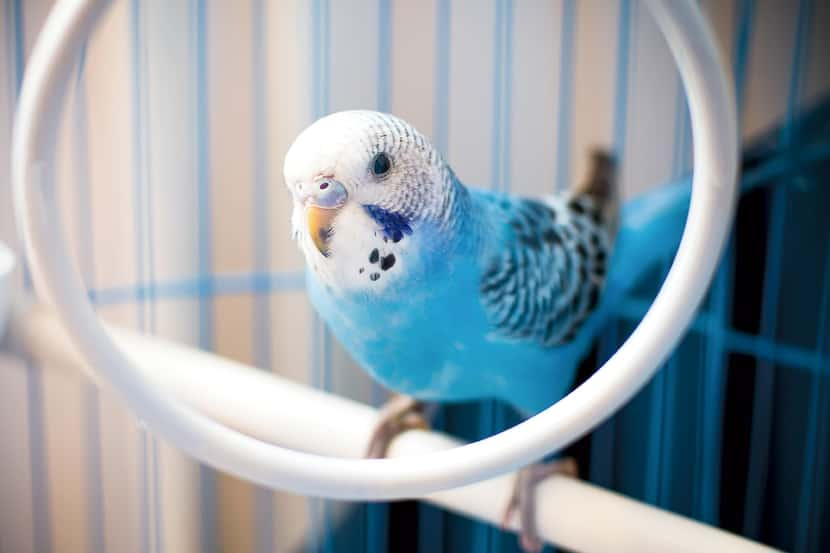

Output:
xmin=284 ymin=110 xmax=691 ymax=551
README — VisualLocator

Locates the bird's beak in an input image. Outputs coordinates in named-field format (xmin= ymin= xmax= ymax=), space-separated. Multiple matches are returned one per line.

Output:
xmin=307 ymin=205 xmax=341 ymax=255
xmin=303 ymin=179 xmax=348 ymax=255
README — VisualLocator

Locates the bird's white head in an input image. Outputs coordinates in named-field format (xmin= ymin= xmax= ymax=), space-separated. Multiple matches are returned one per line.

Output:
xmin=284 ymin=110 xmax=460 ymax=292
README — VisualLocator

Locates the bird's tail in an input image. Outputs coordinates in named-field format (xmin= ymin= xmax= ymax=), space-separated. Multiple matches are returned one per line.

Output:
xmin=573 ymin=149 xmax=619 ymax=228
xmin=574 ymin=149 xmax=616 ymax=200
xmin=603 ymin=177 xmax=693 ymax=299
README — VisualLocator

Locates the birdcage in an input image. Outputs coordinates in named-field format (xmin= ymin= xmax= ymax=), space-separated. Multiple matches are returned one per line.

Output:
xmin=0 ymin=1 xmax=828 ymax=552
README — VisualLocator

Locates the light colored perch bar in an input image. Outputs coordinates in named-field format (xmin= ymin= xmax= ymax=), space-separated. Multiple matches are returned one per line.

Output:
xmin=7 ymin=304 xmax=779 ymax=553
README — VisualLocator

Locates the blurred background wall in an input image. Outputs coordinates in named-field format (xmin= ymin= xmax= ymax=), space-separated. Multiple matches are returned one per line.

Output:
xmin=1 ymin=1 xmax=829 ymax=552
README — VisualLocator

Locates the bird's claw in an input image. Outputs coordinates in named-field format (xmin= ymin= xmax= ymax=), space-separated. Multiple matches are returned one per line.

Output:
xmin=501 ymin=457 xmax=579 ymax=553
xmin=365 ymin=395 xmax=429 ymax=458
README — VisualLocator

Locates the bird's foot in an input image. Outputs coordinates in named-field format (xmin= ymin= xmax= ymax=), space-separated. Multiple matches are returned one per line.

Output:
xmin=501 ymin=457 xmax=579 ymax=553
xmin=365 ymin=395 xmax=429 ymax=458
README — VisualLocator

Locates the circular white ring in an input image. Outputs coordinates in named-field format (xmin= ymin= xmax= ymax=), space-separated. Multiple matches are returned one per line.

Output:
xmin=13 ymin=0 xmax=737 ymax=500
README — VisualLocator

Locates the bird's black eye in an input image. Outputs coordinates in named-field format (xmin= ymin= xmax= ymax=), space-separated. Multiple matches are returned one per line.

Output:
xmin=371 ymin=152 xmax=392 ymax=178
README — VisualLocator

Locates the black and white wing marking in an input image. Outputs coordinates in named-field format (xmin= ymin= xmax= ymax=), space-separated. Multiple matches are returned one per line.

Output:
xmin=479 ymin=196 xmax=612 ymax=347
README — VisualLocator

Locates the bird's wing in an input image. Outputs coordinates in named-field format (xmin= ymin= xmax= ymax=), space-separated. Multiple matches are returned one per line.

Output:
xmin=478 ymin=194 xmax=613 ymax=347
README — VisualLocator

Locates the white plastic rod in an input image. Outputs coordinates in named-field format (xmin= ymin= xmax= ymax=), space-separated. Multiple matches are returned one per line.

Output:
xmin=8 ymin=305 xmax=778 ymax=553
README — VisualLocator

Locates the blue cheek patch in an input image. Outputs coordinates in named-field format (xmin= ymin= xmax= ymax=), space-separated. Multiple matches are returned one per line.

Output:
xmin=363 ymin=205 xmax=413 ymax=243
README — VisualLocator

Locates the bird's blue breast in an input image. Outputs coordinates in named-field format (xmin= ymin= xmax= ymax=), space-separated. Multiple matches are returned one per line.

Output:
xmin=305 ymin=201 xmax=586 ymax=415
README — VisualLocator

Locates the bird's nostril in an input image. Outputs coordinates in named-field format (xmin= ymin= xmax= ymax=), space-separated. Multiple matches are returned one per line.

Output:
xmin=319 ymin=182 xmax=330 ymax=190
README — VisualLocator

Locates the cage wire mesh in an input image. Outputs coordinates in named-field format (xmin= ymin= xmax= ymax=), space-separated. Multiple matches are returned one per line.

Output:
xmin=0 ymin=0 xmax=829 ymax=552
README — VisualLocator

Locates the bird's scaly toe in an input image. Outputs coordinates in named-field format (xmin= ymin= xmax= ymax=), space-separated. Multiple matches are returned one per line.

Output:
xmin=365 ymin=395 xmax=429 ymax=459
xmin=501 ymin=457 xmax=579 ymax=553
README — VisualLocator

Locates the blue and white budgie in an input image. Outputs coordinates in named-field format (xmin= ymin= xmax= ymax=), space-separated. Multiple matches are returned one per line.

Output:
xmin=284 ymin=110 xmax=690 ymax=551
